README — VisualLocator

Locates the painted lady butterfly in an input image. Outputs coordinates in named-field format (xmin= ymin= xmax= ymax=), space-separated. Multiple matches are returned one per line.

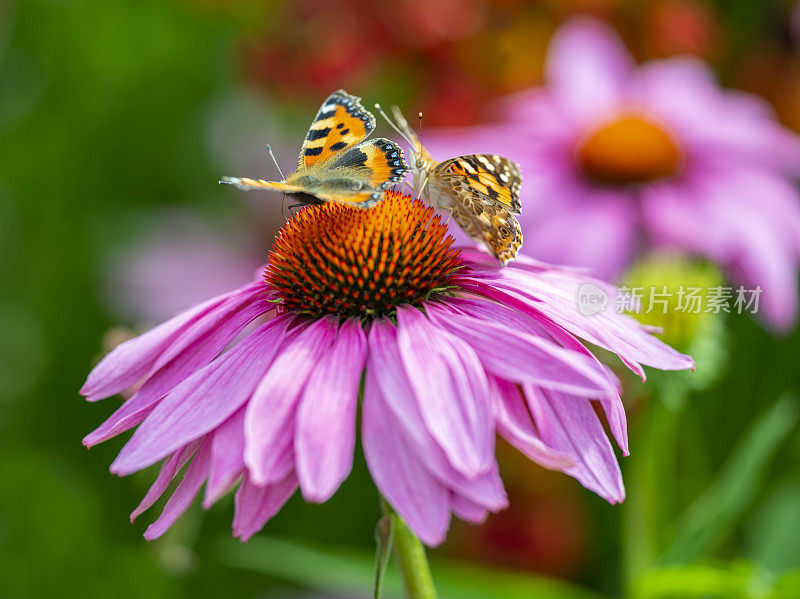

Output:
xmin=378 ymin=105 xmax=523 ymax=265
xmin=221 ymin=90 xmax=408 ymax=208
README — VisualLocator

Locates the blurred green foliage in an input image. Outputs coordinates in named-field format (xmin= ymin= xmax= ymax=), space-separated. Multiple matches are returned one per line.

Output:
xmin=220 ymin=535 xmax=606 ymax=599
xmin=1 ymin=1 xmax=800 ymax=598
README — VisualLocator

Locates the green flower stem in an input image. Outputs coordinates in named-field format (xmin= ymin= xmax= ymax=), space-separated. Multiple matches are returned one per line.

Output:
xmin=380 ymin=499 xmax=438 ymax=599
xmin=623 ymin=397 xmax=681 ymax=594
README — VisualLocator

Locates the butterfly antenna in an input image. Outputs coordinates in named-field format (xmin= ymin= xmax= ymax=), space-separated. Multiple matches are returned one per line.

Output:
xmin=418 ymin=111 xmax=424 ymax=149
xmin=374 ymin=103 xmax=415 ymax=147
xmin=265 ymin=144 xmax=286 ymax=180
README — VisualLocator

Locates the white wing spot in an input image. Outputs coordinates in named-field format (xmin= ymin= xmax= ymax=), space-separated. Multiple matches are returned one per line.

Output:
xmin=461 ymin=160 xmax=478 ymax=174
xmin=477 ymin=156 xmax=495 ymax=170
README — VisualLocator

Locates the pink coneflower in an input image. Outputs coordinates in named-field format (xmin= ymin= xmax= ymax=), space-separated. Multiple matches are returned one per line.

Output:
xmin=424 ymin=17 xmax=800 ymax=332
xmin=82 ymin=191 xmax=692 ymax=546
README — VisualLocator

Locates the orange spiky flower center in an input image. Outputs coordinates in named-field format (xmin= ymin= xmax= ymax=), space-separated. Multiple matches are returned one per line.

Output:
xmin=575 ymin=109 xmax=684 ymax=185
xmin=265 ymin=191 xmax=463 ymax=318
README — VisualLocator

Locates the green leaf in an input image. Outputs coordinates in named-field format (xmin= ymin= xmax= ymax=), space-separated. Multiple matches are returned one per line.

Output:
xmin=660 ymin=395 xmax=799 ymax=564
xmin=746 ymin=481 xmax=800 ymax=573
xmin=770 ymin=569 xmax=800 ymax=599
xmin=219 ymin=535 xmax=604 ymax=599
xmin=631 ymin=562 xmax=769 ymax=599
xmin=432 ymin=561 xmax=605 ymax=599
xmin=632 ymin=563 xmax=800 ymax=599
xmin=374 ymin=514 xmax=394 ymax=599
xmin=220 ymin=535 xmax=400 ymax=598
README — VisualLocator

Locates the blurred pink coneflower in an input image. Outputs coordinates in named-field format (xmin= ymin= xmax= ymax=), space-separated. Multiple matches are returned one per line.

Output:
xmin=426 ymin=17 xmax=800 ymax=331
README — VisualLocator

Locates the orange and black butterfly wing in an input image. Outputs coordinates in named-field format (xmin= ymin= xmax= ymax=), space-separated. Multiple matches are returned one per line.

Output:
xmin=433 ymin=154 xmax=524 ymax=264
xmin=448 ymin=190 xmax=523 ymax=265
xmin=436 ymin=154 xmax=522 ymax=213
xmin=221 ymin=91 xmax=408 ymax=208
xmin=309 ymin=138 xmax=409 ymax=208
xmin=220 ymin=90 xmax=374 ymax=192
xmin=297 ymin=89 xmax=376 ymax=170
xmin=328 ymin=138 xmax=408 ymax=190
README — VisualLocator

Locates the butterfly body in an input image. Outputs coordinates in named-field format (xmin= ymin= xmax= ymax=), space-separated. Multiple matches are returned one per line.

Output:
xmin=386 ymin=107 xmax=523 ymax=265
xmin=221 ymin=90 xmax=408 ymax=208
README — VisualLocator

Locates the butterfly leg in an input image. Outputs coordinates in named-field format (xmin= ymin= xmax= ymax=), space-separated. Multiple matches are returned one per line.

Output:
xmin=282 ymin=203 xmax=305 ymax=222
xmin=280 ymin=196 xmax=306 ymax=221
xmin=281 ymin=196 xmax=291 ymax=222
xmin=417 ymin=175 xmax=430 ymax=201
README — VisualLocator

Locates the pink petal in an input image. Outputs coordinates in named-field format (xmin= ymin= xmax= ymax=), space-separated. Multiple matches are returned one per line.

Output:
xmin=599 ymin=396 xmax=629 ymax=457
xmin=143 ymin=438 xmax=212 ymax=540
xmin=426 ymin=302 xmax=616 ymax=397
xmin=489 ymin=377 xmax=574 ymax=470
xmin=80 ymin=286 xmax=245 ymax=401
xmin=233 ymin=471 xmax=298 ymax=542
xmin=546 ymin=17 xmax=634 ymax=126
xmin=204 ymin=407 xmax=246 ymax=507
xmin=295 ymin=319 xmax=367 ymax=502
xmin=503 ymin=91 xmax=577 ymax=140
xmin=450 ymin=494 xmax=489 ymax=524
xmin=362 ymin=368 xmax=451 ymax=546
xmin=644 ymin=173 xmax=800 ymax=332
xmin=130 ymin=440 xmax=201 ymax=521
xmin=632 ymin=58 xmax=718 ymax=130
xmin=634 ymin=57 xmax=800 ymax=173
xmin=83 ymin=292 xmax=274 ymax=448
xmin=396 ymin=305 xmax=494 ymax=478
xmin=144 ymin=282 xmax=273 ymax=377
xmin=244 ymin=317 xmax=338 ymax=485
xmin=455 ymin=466 xmax=508 ymax=513
xmin=368 ymin=319 xmax=507 ymax=510
xmin=110 ymin=317 xmax=290 ymax=475
xmin=447 ymin=297 xmax=629 ymax=454
xmin=525 ymin=386 xmax=625 ymax=503
xmin=722 ymin=171 xmax=800 ymax=256
xmin=731 ymin=228 xmax=799 ymax=333
xmin=641 ymin=180 xmax=727 ymax=256
xmin=462 ymin=273 xmax=693 ymax=378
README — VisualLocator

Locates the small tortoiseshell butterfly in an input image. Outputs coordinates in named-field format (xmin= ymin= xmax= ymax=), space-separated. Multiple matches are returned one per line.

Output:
xmin=378 ymin=105 xmax=523 ymax=265
xmin=221 ymin=90 xmax=409 ymax=208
